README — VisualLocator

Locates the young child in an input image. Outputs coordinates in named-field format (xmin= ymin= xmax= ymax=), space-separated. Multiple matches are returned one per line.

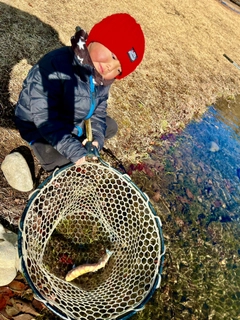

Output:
xmin=1 ymin=13 xmax=145 ymax=191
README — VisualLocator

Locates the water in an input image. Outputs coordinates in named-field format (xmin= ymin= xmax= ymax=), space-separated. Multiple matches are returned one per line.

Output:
xmin=132 ymin=97 xmax=240 ymax=319
xmin=168 ymin=104 xmax=240 ymax=223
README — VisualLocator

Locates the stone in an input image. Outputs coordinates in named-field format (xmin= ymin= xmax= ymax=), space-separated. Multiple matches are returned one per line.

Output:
xmin=1 ymin=152 xmax=33 ymax=192
xmin=209 ymin=141 xmax=220 ymax=152
xmin=0 ymin=224 xmax=18 ymax=286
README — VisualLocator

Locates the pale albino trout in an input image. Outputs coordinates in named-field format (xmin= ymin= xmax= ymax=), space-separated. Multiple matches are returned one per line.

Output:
xmin=65 ymin=249 xmax=113 ymax=281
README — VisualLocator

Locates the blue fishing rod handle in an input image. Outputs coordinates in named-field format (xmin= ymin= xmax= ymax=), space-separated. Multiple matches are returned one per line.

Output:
xmin=85 ymin=141 xmax=100 ymax=158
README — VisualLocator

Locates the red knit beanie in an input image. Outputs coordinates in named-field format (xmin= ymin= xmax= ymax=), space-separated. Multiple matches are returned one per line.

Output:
xmin=86 ymin=13 xmax=145 ymax=79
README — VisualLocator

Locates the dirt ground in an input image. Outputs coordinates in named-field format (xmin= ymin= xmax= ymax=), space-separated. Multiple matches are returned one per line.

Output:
xmin=0 ymin=0 xmax=240 ymax=319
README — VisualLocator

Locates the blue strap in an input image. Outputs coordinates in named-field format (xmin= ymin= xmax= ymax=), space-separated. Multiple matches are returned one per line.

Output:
xmin=74 ymin=125 xmax=83 ymax=137
xmin=84 ymin=75 xmax=95 ymax=120
xmin=72 ymin=76 xmax=95 ymax=138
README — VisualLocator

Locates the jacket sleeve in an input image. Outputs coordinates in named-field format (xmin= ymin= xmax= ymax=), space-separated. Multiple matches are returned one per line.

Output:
xmin=28 ymin=63 xmax=87 ymax=163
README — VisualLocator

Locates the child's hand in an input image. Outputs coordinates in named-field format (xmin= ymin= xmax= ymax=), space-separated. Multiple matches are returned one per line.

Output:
xmin=91 ymin=140 xmax=99 ymax=149
xmin=75 ymin=140 xmax=99 ymax=166
xmin=82 ymin=139 xmax=99 ymax=160
xmin=75 ymin=156 xmax=86 ymax=166
xmin=90 ymin=141 xmax=99 ymax=160
xmin=82 ymin=139 xmax=99 ymax=149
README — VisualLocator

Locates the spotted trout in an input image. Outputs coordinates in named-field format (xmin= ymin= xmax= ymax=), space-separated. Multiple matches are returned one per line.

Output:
xmin=65 ymin=249 xmax=113 ymax=281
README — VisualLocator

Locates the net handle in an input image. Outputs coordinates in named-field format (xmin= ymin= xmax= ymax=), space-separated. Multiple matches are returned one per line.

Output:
xmin=84 ymin=119 xmax=100 ymax=158
xmin=85 ymin=118 xmax=93 ymax=142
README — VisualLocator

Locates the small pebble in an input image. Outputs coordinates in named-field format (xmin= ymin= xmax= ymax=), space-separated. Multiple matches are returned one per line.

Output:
xmin=209 ymin=141 xmax=220 ymax=152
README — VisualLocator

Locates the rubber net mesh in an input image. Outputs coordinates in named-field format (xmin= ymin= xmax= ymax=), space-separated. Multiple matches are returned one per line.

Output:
xmin=19 ymin=163 xmax=164 ymax=320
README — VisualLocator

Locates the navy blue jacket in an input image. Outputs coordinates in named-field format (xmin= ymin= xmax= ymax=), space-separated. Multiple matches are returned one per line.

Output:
xmin=15 ymin=46 xmax=111 ymax=163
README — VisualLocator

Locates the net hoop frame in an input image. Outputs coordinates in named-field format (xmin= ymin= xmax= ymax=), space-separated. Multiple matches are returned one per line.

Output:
xmin=18 ymin=159 xmax=165 ymax=320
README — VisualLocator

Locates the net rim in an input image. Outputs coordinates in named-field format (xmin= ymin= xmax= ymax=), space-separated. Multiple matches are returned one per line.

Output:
xmin=18 ymin=162 xmax=165 ymax=320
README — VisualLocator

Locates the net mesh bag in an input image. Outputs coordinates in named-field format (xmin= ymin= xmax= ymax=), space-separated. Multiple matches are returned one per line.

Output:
xmin=18 ymin=161 xmax=165 ymax=320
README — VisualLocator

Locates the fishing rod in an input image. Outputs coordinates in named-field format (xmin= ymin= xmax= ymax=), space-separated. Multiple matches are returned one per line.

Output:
xmin=223 ymin=54 xmax=240 ymax=71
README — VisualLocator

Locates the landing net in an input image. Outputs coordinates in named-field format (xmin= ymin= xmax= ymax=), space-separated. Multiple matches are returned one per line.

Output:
xmin=18 ymin=161 xmax=165 ymax=320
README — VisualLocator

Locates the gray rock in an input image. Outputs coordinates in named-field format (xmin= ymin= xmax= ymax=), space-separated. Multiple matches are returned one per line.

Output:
xmin=1 ymin=152 xmax=33 ymax=192
xmin=0 ymin=224 xmax=19 ymax=286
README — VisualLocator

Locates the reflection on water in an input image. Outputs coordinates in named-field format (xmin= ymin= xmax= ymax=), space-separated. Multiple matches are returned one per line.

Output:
xmin=215 ymin=94 xmax=240 ymax=137
xmin=135 ymin=98 xmax=240 ymax=319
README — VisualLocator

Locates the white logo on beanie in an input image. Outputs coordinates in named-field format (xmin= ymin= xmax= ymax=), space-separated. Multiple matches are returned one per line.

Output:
xmin=128 ymin=48 xmax=138 ymax=62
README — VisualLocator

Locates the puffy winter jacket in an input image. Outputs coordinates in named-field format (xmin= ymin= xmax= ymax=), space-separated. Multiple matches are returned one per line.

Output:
xmin=15 ymin=46 xmax=111 ymax=163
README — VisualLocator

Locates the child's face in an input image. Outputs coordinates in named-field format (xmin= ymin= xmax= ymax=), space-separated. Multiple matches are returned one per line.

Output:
xmin=88 ymin=42 xmax=122 ymax=80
